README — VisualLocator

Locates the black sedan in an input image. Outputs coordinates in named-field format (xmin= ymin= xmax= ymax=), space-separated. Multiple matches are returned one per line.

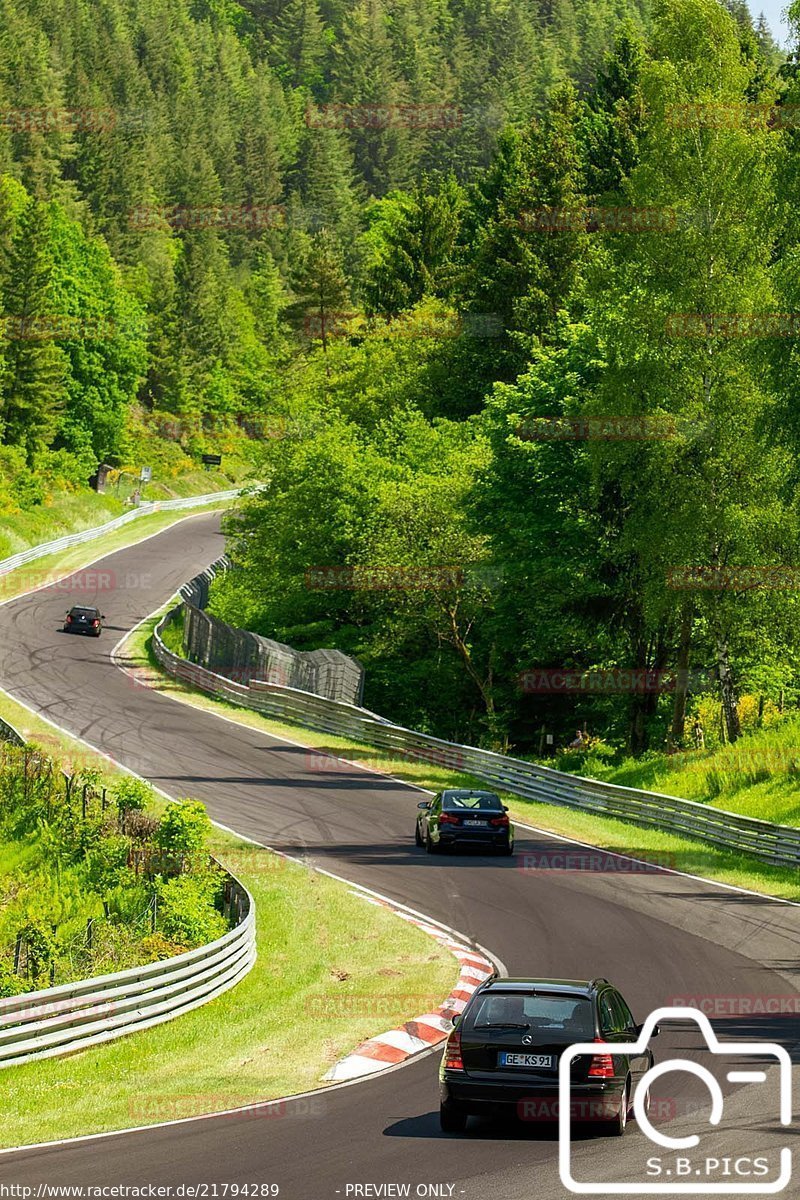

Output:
xmin=415 ymin=788 xmax=514 ymax=855
xmin=63 ymin=605 xmax=104 ymax=637
xmin=439 ymin=976 xmax=656 ymax=1135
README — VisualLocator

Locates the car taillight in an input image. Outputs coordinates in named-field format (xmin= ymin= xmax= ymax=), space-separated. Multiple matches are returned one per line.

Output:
xmin=489 ymin=814 xmax=509 ymax=827
xmin=92 ymin=619 xmax=100 ymax=626
xmin=439 ymin=812 xmax=460 ymax=826
xmin=444 ymin=1029 xmax=463 ymax=1070
xmin=587 ymin=1039 xmax=615 ymax=1078
xmin=66 ymin=615 xmax=72 ymax=623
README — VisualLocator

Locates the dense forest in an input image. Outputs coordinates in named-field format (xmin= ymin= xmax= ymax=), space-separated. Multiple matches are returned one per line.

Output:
xmin=0 ymin=0 xmax=795 ymax=756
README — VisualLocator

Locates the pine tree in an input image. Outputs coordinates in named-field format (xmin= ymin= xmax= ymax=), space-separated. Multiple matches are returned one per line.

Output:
xmin=248 ymin=244 xmax=287 ymax=348
xmin=289 ymin=228 xmax=350 ymax=353
xmin=330 ymin=0 xmax=415 ymax=194
xmin=291 ymin=121 xmax=361 ymax=248
xmin=461 ymin=83 xmax=587 ymax=359
xmin=363 ymin=175 xmax=463 ymax=315
xmin=0 ymin=199 xmax=67 ymax=463
xmin=274 ymin=0 xmax=327 ymax=91
xmin=580 ymin=22 xmax=647 ymax=201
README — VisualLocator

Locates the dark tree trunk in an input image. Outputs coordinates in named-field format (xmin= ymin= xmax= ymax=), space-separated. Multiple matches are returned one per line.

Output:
xmin=670 ymin=605 xmax=693 ymax=748
xmin=716 ymin=632 xmax=741 ymax=742
xmin=628 ymin=630 xmax=669 ymax=756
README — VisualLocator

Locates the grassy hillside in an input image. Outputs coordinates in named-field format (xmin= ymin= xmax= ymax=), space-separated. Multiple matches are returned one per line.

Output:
xmin=0 ymin=416 xmax=255 ymax=560
xmin=554 ymin=719 xmax=800 ymax=827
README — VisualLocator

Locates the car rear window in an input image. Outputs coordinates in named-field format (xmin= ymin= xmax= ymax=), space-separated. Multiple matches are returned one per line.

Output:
xmin=70 ymin=607 xmax=98 ymax=617
xmin=468 ymin=992 xmax=595 ymax=1036
xmin=444 ymin=793 xmax=503 ymax=810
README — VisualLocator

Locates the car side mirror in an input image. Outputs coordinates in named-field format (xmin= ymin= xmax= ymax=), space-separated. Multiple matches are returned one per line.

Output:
xmin=635 ymin=1022 xmax=658 ymax=1037
xmin=101 ymin=614 xmax=106 ymax=619
xmin=502 ymin=805 xmax=508 ymax=811
xmin=418 ymin=801 xmax=430 ymax=809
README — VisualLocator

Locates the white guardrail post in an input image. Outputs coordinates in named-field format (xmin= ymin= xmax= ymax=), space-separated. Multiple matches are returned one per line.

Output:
xmin=153 ymin=567 xmax=800 ymax=873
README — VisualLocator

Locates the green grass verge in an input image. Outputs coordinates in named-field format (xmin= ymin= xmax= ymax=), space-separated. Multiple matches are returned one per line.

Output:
xmin=559 ymin=724 xmax=800 ymax=828
xmin=119 ymin=611 xmax=800 ymax=905
xmin=0 ymin=820 xmax=456 ymax=1147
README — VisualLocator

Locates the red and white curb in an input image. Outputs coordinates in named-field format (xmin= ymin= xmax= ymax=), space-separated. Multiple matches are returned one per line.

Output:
xmin=323 ymin=893 xmax=494 ymax=1083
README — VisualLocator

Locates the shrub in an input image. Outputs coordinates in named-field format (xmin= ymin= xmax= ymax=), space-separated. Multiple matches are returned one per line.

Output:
xmin=114 ymin=776 xmax=154 ymax=817
xmin=15 ymin=921 xmax=55 ymax=985
xmin=124 ymin=809 xmax=160 ymax=842
xmin=154 ymin=800 xmax=212 ymax=873
xmin=139 ymin=932 xmax=188 ymax=960
xmin=553 ymin=737 xmax=617 ymax=777
xmin=85 ymin=834 xmax=132 ymax=893
xmin=155 ymin=871 xmax=226 ymax=947
xmin=0 ymin=960 xmax=22 ymax=998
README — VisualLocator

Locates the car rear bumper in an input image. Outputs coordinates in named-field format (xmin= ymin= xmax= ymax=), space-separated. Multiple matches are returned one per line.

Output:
xmin=441 ymin=1074 xmax=624 ymax=1121
xmin=438 ymin=831 xmax=511 ymax=847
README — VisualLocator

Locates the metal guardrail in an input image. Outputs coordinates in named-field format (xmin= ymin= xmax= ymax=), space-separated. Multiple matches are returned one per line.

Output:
xmin=0 ymin=691 xmax=255 ymax=1067
xmin=0 ymin=488 xmax=241 ymax=580
xmin=0 ymin=873 xmax=255 ymax=1068
xmin=0 ymin=716 xmax=25 ymax=746
xmin=154 ymin=601 xmax=800 ymax=871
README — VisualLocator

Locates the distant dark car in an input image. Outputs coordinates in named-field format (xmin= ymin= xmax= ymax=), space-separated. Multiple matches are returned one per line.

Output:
xmin=415 ymin=788 xmax=514 ymax=855
xmin=63 ymin=605 xmax=104 ymax=637
xmin=439 ymin=976 xmax=656 ymax=1135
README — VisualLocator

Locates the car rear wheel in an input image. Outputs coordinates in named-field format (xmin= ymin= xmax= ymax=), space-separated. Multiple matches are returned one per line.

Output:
xmin=600 ymin=1080 xmax=629 ymax=1137
xmin=415 ymin=823 xmax=424 ymax=847
xmin=439 ymin=1100 xmax=467 ymax=1133
xmin=498 ymin=840 xmax=514 ymax=856
xmin=426 ymin=831 xmax=440 ymax=854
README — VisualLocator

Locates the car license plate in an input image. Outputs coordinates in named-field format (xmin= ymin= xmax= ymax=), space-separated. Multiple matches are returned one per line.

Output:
xmin=464 ymin=819 xmax=486 ymax=826
xmin=498 ymin=1052 xmax=553 ymax=1068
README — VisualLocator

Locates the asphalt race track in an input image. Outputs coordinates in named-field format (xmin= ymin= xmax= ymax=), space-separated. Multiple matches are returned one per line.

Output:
xmin=0 ymin=512 xmax=798 ymax=1198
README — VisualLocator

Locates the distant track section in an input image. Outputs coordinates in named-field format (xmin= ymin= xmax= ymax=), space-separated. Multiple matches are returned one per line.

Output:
xmin=0 ymin=489 xmax=242 ymax=580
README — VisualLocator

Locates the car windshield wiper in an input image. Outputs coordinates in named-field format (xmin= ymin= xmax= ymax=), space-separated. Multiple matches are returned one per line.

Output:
xmin=474 ymin=1022 xmax=532 ymax=1032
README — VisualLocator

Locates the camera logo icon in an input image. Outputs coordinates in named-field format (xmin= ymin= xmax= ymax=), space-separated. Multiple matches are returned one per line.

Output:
xmin=558 ymin=1006 xmax=792 ymax=1194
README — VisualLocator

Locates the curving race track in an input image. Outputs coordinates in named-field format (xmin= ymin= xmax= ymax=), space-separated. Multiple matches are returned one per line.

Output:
xmin=0 ymin=512 xmax=798 ymax=1197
